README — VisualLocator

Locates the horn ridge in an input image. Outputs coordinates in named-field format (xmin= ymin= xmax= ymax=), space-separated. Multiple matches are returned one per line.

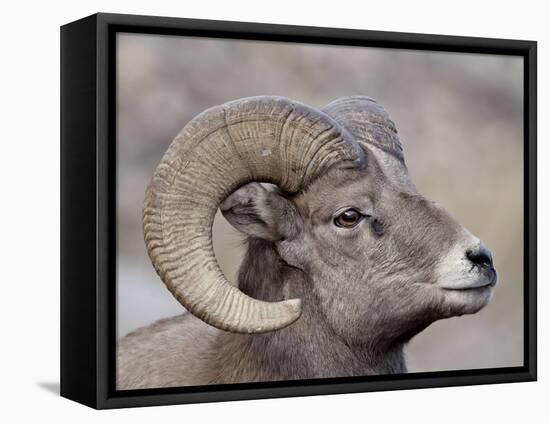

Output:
xmin=144 ymin=96 xmax=363 ymax=333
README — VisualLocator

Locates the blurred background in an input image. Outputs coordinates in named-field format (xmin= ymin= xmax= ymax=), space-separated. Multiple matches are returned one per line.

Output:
xmin=116 ymin=33 xmax=523 ymax=372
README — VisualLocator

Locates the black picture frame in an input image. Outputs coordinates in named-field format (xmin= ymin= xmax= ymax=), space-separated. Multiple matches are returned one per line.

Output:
xmin=60 ymin=12 xmax=537 ymax=409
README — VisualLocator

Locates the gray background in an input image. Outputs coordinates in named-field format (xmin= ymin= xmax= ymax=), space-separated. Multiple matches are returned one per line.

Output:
xmin=116 ymin=33 xmax=523 ymax=372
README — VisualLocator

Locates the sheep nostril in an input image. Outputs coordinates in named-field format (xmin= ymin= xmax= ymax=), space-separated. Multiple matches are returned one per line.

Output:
xmin=466 ymin=245 xmax=493 ymax=268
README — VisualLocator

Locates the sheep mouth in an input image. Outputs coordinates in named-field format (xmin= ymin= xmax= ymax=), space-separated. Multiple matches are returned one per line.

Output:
xmin=442 ymin=284 xmax=494 ymax=292
xmin=440 ymin=268 xmax=497 ymax=291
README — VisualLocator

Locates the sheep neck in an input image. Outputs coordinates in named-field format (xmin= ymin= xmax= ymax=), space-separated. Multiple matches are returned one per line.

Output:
xmin=213 ymin=238 xmax=407 ymax=383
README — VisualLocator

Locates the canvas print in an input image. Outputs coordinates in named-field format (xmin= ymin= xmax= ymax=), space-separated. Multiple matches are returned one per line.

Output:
xmin=115 ymin=34 xmax=523 ymax=390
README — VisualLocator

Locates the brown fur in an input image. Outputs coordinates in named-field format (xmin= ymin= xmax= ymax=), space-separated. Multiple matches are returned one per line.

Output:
xmin=117 ymin=147 xmax=494 ymax=390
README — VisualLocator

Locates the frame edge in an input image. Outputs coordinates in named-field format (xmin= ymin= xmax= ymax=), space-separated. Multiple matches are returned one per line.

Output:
xmin=60 ymin=13 xmax=100 ymax=409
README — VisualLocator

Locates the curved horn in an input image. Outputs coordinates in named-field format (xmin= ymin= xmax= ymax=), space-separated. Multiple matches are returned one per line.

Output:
xmin=323 ymin=96 xmax=415 ymax=191
xmin=322 ymin=96 xmax=403 ymax=160
xmin=144 ymin=96 xmax=364 ymax=334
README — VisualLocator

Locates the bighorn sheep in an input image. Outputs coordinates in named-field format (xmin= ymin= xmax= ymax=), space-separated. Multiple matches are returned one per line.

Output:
xmin=117 ymin=96 xmax=497 ymax=389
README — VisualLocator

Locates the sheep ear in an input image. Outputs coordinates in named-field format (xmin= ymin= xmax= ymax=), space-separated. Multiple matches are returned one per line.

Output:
xmin=221 ymin=183 xmax=302 ymax=242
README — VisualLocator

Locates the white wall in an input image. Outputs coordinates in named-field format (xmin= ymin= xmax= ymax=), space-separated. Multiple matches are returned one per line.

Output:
xmin=1 ymin=0 xmax=547 ymax=421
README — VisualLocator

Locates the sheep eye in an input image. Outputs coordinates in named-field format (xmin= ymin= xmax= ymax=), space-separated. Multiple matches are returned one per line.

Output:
xmin=334 ymin=209 xmax=363 ymax=228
